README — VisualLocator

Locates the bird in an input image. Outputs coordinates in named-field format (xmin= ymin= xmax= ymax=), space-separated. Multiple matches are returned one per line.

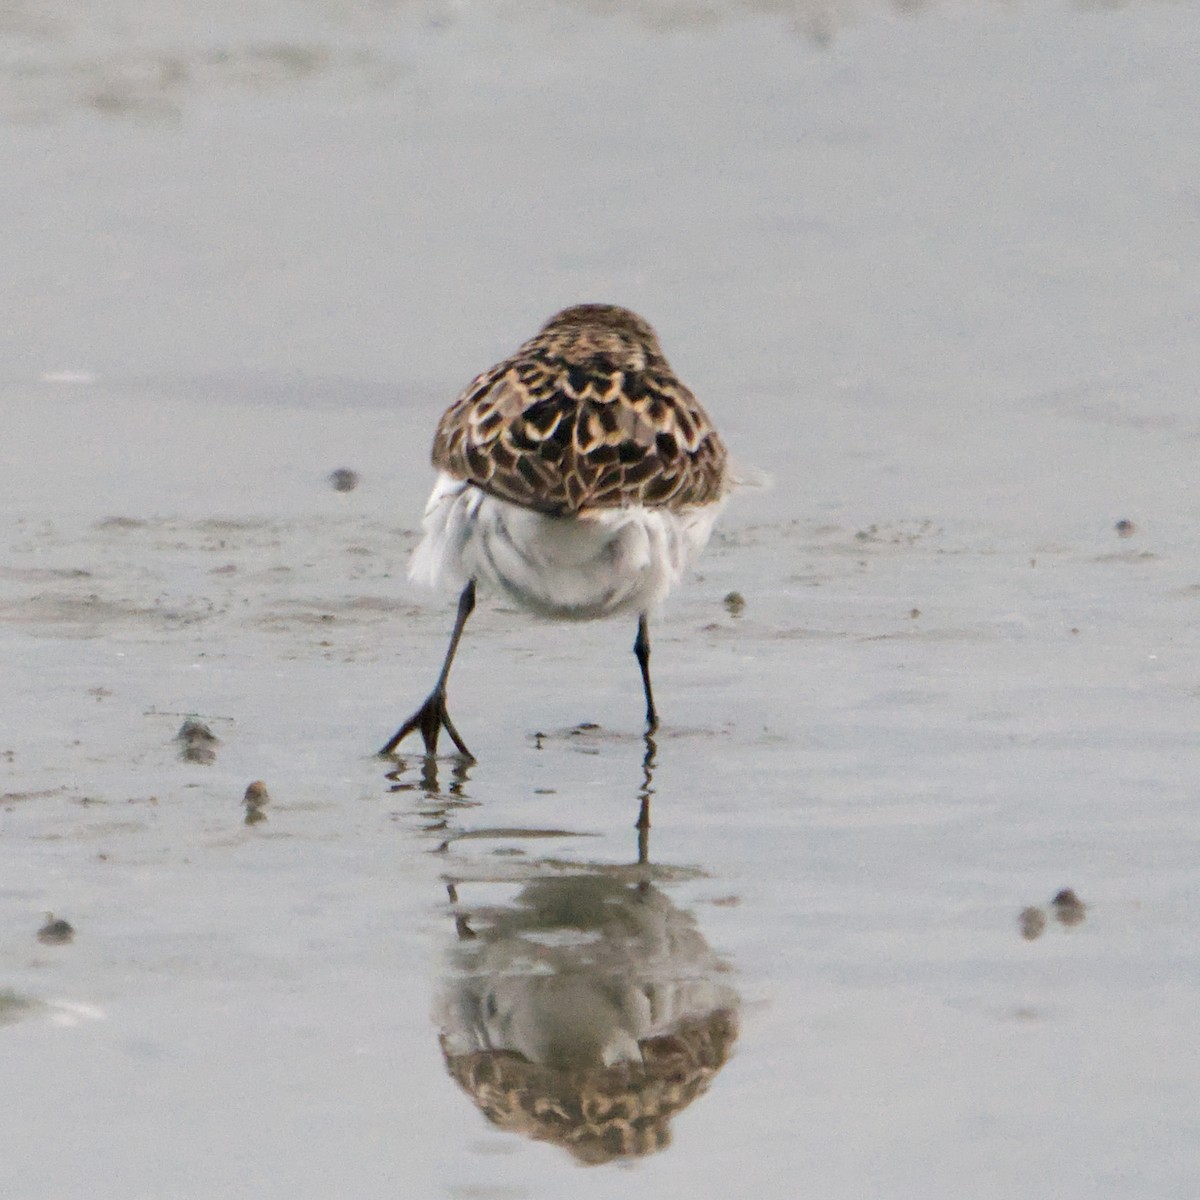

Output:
xmin=380 ymin=304 xmax=729 ymax=760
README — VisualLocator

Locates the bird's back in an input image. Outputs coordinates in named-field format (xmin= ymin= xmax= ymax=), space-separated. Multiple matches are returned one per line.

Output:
xmin=431 ymin=305 xmax=728 ymax=517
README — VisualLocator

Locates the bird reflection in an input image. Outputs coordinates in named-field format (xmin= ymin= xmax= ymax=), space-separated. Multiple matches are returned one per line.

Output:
xmin=426 ymin=737 xmax=739 ymax=1164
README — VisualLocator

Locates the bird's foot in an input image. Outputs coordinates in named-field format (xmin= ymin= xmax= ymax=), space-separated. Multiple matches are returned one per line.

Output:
xmin=379 ymin=689 xmax=474 ymax=760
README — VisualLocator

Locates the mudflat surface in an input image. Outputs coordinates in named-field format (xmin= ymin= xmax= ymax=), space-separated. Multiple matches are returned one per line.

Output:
xmin=3 ymin=3 xmax=1199 ymax=1197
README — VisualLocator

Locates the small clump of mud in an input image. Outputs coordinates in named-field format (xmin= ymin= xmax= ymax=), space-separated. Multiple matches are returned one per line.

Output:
xmin=329 ymin=468 xmax=360 ymax=492
xmin=176 ymin=718 xmax=219 ymax=764
xmin=37 ymin=915 xmax=75 ymax=945
xmin=1051 ymin=887 xmax=1086 ymax=926
xmin=1018 ymin=906 xmax=1047 ymax=941
xmin=1018 ymin=887 xmax=1087 ymax=941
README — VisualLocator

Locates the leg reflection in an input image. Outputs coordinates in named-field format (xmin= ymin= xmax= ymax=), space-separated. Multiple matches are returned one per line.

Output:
xmin=636 ymin=731 xmax=657 ymax=869
xmin=384 ymin=751 xmax=475 ymax=838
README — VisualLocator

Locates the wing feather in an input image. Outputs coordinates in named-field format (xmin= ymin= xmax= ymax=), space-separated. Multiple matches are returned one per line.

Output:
xmin=430 ymin=308 xmax=727 ymax=516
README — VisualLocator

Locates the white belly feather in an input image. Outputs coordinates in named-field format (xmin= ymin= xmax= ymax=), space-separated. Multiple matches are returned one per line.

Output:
xmin=409 ymin=472 xmax=723 ymax=620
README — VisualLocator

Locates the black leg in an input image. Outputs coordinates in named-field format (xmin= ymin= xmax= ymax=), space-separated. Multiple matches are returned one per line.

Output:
xmin=633 ymin=613 xmax=659 ymax=734
xmin=379 ymin=580 xmax=477 ymax=759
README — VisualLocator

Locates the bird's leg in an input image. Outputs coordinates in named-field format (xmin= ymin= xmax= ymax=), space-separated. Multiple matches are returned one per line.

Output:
xmin=379 ymin=580 xmax=476 ymax=759
xmin=633 ymin=613 xmax=659 ymax=734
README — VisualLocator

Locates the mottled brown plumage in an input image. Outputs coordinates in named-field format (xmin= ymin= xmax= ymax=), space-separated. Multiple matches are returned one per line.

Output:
xmin=441 ymin=1009 xmax=739 ymax=1164
xmin=431 ymin=304 xmax=728 ymax=517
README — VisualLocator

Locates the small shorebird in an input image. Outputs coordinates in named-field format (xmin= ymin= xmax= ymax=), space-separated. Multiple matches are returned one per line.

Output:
xmin=381 ymin=304 xmax=729 ymax=760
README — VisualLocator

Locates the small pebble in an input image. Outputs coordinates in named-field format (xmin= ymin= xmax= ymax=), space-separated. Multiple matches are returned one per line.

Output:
xmin=1018 ymin=906 xmax=1046 ymax=941
xmin=37 ymin=915 xmax=75 ymax=946
xmin=243 ymin=780 xmax=269 ymax=808
xmin=1052 ymin=888 xmax=1086 ymax=926
xmin=723 ymin=591 xmax=746 ymax=617
xmin=1114 ymin=519 xmax=1135 ymax=538
xmin=243 ymin=780 xmax=270 ymax=825
xmin=329 ymin=468 xmax=360 ymax=493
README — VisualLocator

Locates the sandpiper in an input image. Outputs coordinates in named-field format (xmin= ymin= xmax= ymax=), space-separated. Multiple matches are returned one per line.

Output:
xmin=381 ymin=304 xmax=729 ymax=759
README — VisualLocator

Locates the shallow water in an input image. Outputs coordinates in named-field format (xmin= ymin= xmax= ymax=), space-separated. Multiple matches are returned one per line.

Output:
xmin=4 ymin=3 xmax=1200 ymax=1197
